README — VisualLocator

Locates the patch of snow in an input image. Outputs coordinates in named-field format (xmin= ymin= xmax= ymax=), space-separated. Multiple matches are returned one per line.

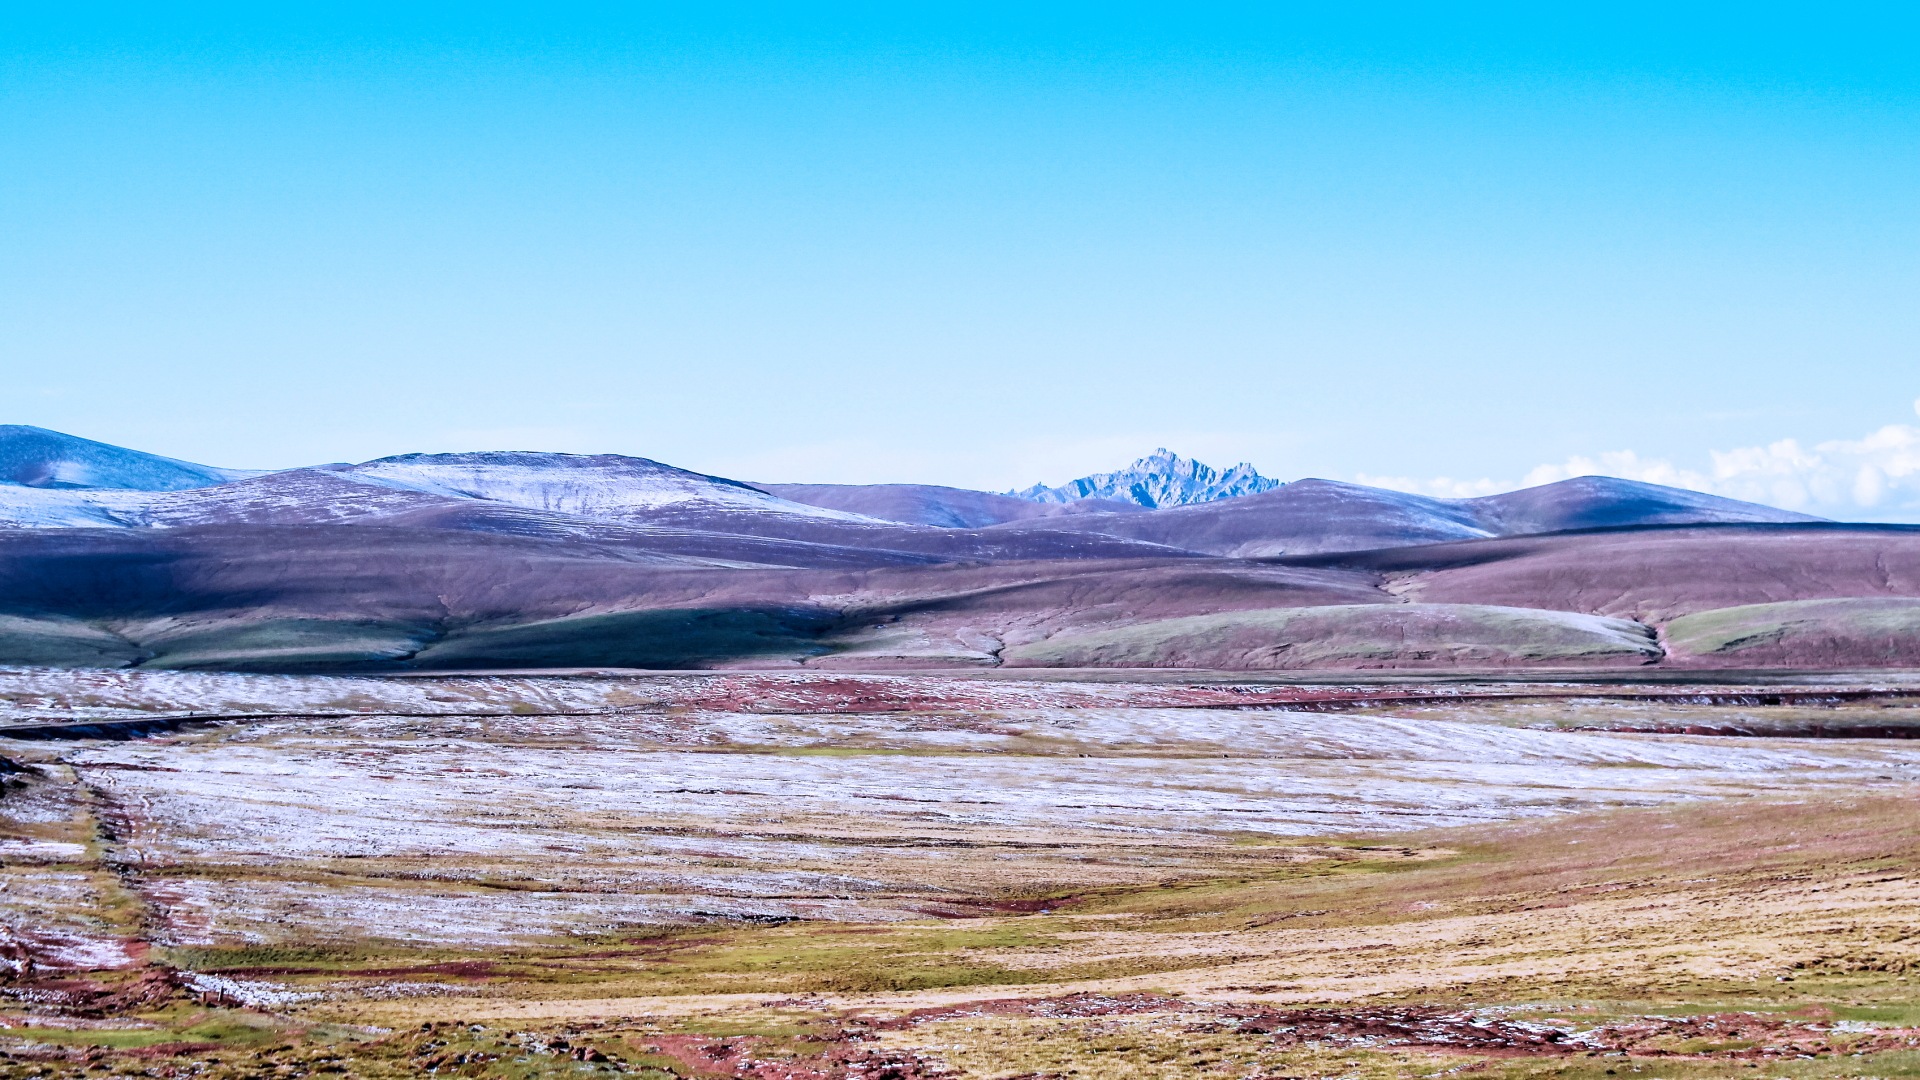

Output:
xmin=0 ymin=839 xmax=87 ymax=861
xmin=0 ymin=485 xmax=144 ymax=527
xmin=181 ymin=972 xmax=323 ymax=1008
xmin=0 ymin=872 xmax=141 ymax=970
xmin=36 ymin=933 xmax=141 ymax=970
xmin=0 ymin=926 xmax=141 ymax=972
xmin=341 ymin=980 xmax=484 ymax=1000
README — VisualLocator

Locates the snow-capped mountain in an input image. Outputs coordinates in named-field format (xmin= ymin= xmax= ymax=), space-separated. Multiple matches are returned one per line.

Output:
xmin=1012 ymin=448 xmax=1282 ymax=509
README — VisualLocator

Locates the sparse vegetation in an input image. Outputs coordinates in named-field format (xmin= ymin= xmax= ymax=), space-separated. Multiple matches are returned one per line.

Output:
xmin=7 ymin=677 xmax=1920 ymax=1076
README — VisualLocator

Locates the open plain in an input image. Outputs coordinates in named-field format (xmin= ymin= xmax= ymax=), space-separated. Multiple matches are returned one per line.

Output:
xmin=11 ymin=5 xmax=1919 ymax=1075
xmin=4 ymin=669 xmax=1920 ymax=1077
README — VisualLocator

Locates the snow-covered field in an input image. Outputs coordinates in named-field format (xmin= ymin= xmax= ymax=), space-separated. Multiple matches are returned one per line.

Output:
xmin=1 ymin=669 xmax=1916 ymax=952
xmin=8 ymin=666 xmax=1919 ymax=725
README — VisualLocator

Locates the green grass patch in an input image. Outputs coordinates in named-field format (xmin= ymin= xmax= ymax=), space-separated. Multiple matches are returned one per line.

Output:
xmin=175 ymin=1014 xmax=293 ymax=1045
xmin=161 ymin=942 xmax=457 ymax=974
xmin=0 ymin=1026 xmax=181 ymax=1049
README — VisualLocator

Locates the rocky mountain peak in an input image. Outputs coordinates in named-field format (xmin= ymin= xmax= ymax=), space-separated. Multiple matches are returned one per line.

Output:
xmin=1011 ymin=448 xmax=1282 ymax=509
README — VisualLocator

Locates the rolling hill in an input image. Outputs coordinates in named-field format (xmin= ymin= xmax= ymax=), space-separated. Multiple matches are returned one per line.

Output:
xmin=0 ymin=426 xmax=1906 ymax=673
xmin=758 ymin=483 xmax=1144 ymax=528
xmin=0 ymin=425 xmax=255 ymax=491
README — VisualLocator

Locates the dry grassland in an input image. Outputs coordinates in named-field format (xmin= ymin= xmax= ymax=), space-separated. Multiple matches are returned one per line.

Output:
xmin=4 ymin=681 xmax=1920 ymax=1077
xmin=2 ymin=789 xmax=1919 ymax=1077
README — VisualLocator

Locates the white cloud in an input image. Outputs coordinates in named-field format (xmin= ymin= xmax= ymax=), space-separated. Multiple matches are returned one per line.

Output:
xmin=1362 ymin=414 xmax=1920 ymax=522
xmin=1519 ymin=449 xmax=1715 ymax=492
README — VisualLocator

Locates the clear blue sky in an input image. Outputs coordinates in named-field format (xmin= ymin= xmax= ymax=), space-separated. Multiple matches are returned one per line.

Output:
xmin=4 ymin=5 xmax=1917 ymax=513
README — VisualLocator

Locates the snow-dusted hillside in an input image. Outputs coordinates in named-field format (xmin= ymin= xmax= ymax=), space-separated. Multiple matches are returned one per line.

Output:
xmin=0 ymin=425 xmax=254 ymax=491
xmin=0 ymin=428 xmax=1904 ymax=676
xmin=761 ymin=483 xmax=1147 ymax=527
xmin=0 ymin=484 xmax=137 ymax=527
xmin=0 ymin=469 xmax=462 ymax=529
xmin=342 ymin=452 xmax=887 ymax=523
xmin=1013 ymin=448 xmax=1281 ymax=508
xmin=1471 ymin=475 xmax=1826 ymax=533
xmin=994 ymin=478 xmax=1497 ymax=556
xmin=0 ymin=444 xmax=897 ymax=531
xmin=0 ymin=429 xmax=1825 ymax=554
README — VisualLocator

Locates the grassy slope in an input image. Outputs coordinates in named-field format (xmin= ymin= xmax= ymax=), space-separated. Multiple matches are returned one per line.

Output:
xmin=1665 ymin=597 xmax=1920 ymax=667
xmin=0 ymin=613 xmax=145 ymax=667
xmin=1002 ymin=603 xmax=1663 ymax=669
xmin=9 ymin=788 xmax=1920 ymax=1077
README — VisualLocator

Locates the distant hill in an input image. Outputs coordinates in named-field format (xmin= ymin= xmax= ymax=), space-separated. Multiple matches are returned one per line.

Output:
xmin=0 ymin=425 xmax=252 ymax=492
xmin=760 ymin=483 xmax=1144 ymax=528
xmin=4 ymin=426 xmax=1905 ymax=675
xmin=342 ymin=451 xmax=865 ymax=522
xmin=988 ymin=476 xmax=1825 ymax=556
xmin=1470 ymin=475 xmax=1825 ymax=534
xmin=0 ymin=443 xmax=1191 ymax=564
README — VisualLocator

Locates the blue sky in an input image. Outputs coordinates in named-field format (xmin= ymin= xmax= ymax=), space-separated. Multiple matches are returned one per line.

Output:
xmin=4 ymin=5 xmax=1917 ymax=516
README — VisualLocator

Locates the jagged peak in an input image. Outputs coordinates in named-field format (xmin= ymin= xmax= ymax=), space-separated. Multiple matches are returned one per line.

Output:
xmin=1011 ymin=448 xmax=1282 ymax=509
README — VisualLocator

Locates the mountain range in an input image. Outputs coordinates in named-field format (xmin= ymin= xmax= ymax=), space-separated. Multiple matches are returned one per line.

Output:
xmin=1 ymin=423 xmax=1914 ymax=674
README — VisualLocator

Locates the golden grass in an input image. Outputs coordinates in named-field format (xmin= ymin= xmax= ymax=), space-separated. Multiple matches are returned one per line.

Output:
xmin=279 ymin=789 xmax=1920 ymax=1028
xmin=9 ymin=746 xmax=1920 ymax=1076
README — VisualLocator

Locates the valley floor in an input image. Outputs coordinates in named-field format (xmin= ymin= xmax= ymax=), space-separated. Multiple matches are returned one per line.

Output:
xmin=2 ymin=670 xmax=1920 ymax=1077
